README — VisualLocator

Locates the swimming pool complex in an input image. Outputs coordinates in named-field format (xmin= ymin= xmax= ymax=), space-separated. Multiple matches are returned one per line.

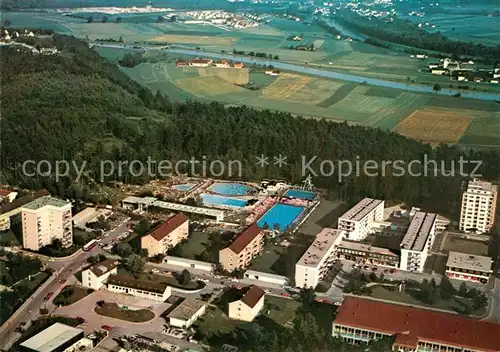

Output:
xmin=207 ymin=182 xmax=253 ymax=196
xmin=172 ymin=183 xmax=196 ymax=191
xmin=257 ymin=203 xmax=305 ymax=231
xmin=201 ymin=193 xmax=248 ymax=208
xmin=284 ymin=189 xmax=316 ymax=200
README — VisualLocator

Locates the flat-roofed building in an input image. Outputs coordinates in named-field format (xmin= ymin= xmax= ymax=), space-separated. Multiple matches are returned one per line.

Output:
xmin=21 ymin=196 xmax=73 ymax=251
xmin=121 ymin=196 xmax=157 ymax=212
xmin=228 ymin=285 xmax=265 ymax=322
xmin=460 ymin=179 xmax=498 ymax=234
xmin=338 ymin=198 xmax=384 ymax=241
xmin=0 ymin=189 xmax=49 ymax=231
xmin=336 ymin=240 xmax=400 ymax=268
xmin=106 ymin=274 xmax=171 ymax=301
xmin=19 ymin=323 xmax=88 ymax=352
xmin=82 ymin=259 xmax=119 ymax=290
xmin=333 ymin=296 xmax=500 ymax=351
xmin=399 ymin=212 xmax=437 ymax=273
xmin=73 ymin=207 xmax=112 ymax=229
xmin=141 ymin=213 xmax=189 ymax=256
xmin=295 ymin=228 xmax=346 ymax=288
xmin=446 ymin=251 xmax=493 ymax=284
xmin=219 ymin=224 xmax=264 ymax=272
xmin=167 ymin=298 xmax=207 ymax=328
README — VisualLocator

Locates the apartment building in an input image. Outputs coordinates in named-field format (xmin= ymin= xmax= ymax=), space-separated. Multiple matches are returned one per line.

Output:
xmin=228 ymin=285 xmax=265 ymax=322
xmin=446 ymin=251 xmax=493 ymax=284
xmin=459 ymin=179 xmax=498 ymax=234
xmin=141 ymin=213 xmax=189 ymax=256
xmin=333 ymin=297 xmax=500 ymax=351
xmin=0 ymin=189 xmax=49 ymax=231
xmin=295 ymin=228 xmax=345 ymax=289
xmin=336 ymin=241 xmax=400 ymax=268
xmin=82 ymin=259 xmax=118 ymax=290
xmin=338 ymin=198 xmax=384 ymax=241
xmin=20 ymin=196 xmax=73 ymax=251
xmin=219 ymin=224 xmax=264 ymax=272
xmin=106 ymin=274 xmax=171 ymax=302
xmin=399 ymin=212 xmax=437 ymax=273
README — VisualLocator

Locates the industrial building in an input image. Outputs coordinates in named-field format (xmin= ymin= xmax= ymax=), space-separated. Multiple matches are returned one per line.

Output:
xmin=19 ymin=323 xmax=91 ymax=352
xmin=459 ymin=179 xmax=498 ymax=234
xmin=295 ymin=228 xmax=346 ymax=288
xmin=20 ymin=196 xmax=73 ymax=251
xmin=338 ymin=198 xmax=384 ymax=241
xmin=167 ymin=298 xmax=207 ymax=328
xmin=399 ymin=212 xmax=437 ymax=273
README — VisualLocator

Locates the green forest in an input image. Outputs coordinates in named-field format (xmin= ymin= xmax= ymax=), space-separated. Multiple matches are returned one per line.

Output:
xmin=1 ymin=34 xmax=499 ymax=217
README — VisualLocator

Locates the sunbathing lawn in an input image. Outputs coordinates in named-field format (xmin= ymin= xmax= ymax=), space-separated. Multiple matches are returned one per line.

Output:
xmin=95 ymin=302 xmax=154 ymax=322
xmin=53 ymin=286 xmax=93 ymax=306
xmin=194 ymin=306 xmax=239 ymax=337
xmin=263 ymin=296 xmax=301 ymax=327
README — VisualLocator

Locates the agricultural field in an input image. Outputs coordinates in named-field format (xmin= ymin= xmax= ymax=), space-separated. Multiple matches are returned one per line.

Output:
xmin=394 ymin=108 xmax=474 ymax=144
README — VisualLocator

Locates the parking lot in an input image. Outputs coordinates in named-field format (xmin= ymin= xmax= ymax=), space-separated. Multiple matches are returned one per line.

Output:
xmin=55 ymin=290 xmax=170 ymax=337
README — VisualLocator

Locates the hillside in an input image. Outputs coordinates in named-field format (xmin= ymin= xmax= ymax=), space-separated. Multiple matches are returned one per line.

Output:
xmin=1 ymin=34 xmax=499 ymax=215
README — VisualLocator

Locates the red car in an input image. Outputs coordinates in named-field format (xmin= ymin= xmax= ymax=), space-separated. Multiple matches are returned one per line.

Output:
xmin=101 ymin=325 xmax=112 ymax=331
xmin=59 ymin=279 xmax=66 ymax=284
xmin=44 ymin=292 xmax=54 ymax=301
xmin=391 ymin=268 xmax=397 ymax=274
xmin=280 ymin=292 xmax=291 ymax=297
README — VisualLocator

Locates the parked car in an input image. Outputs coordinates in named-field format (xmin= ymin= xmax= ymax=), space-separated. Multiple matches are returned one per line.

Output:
xmin=391 ymin=268 xmax=397 ymax=274
xmin=44 ymin=292 xmax=53 ymax=301
xmin=101 ymin=325 xmax=113 ymax=331
xmin=280 ymin=292 xmax=291 ymax=297
xmin=59 ymin=279 xmax=66 ymax=284
xmin=334 ymin=301 xmax=342 ymax=306
xmin=150 ymin=268 xmax=159 ymax=274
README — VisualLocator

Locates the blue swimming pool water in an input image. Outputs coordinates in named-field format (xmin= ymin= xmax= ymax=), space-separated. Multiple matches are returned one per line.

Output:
xmin=284 ymin=189 xmax=316 ymax=200
xmin=207 ymin=182 xmax=253 ymax=196
xmin=201 ymin=193 xmax=248 ymax=207
xmin=172 ymin=183 xmax=196 ymax=191
xmin=257 ymin=203 xmax=305 ymax=231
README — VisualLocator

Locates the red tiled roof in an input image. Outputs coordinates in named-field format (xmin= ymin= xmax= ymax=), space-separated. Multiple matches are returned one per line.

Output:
xmin=191 ymin=58 xmax=211 ymax=64
xmin=146 ymin=213 xmax=188 ymax=241
xmin=228 ymin=224 xmax=262 ymax=254
xmin=0 ymin=189 xmax=14 ymax=196
xmin=335 ymin=297 xmax=500 ymax=351
xmin=240 ymin=285 xmax=265 ymax=308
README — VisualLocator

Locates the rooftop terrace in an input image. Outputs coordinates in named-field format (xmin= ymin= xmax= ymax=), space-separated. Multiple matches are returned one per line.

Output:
xmin=296 ymin=228 xmax=344 ymax=268
xmin=22 ymin=196 xmax=70 ymax=210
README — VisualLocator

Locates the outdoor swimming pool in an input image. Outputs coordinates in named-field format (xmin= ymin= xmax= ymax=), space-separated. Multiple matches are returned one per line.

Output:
xmin=207 ymin=182 xmax=253 ymax=196
xmin=201 ymin=193 xmax=248 ymax=208
xmin=284 ymin=189 xmax=316 ymax=200
xmin=172 ymin=183 xmax=196 ymax=191
xmin=257 ymin=203 xmax=305 ymax=231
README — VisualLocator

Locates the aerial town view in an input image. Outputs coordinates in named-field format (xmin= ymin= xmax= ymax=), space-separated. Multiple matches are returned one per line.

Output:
xmin=0 ymin=0 xmax=499 ymax=352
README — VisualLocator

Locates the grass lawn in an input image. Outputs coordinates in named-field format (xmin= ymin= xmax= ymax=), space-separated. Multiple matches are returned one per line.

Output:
xmin=173 ymin=230 xmax=233 ymax=263
xmin=441 ymin=234 xmax=489 ymax=256
xmin=367 ymin=285 xmax=486 ymax=316
xmin=14 ymin=272 xmax=50 ymax=292
xmin=194 ymin=305 xmax=240 ymax=337
xmin=250 ymin=240 xmax=310 ymax=277
xmin=263 ymin=296 xmax=301 ymax=327
xmin=53 ymin=286 xmax=93 ymax=306
xmin=95 ymin=302 xmax=154 ymax=322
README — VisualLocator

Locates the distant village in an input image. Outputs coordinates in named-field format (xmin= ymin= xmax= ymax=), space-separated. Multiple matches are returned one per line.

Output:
xmin=0 ymin=29 xmax=59 ymax=55
xmin=176 ymin=58 xmax=244 ymax=68
xmin=412 ymin=54 xmax=499 ymax=84
xmin=185 ymin=10 xmax=259 ymax=29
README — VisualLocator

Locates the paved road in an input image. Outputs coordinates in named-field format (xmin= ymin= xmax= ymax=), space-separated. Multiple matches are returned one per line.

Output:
xmin=0 ymin=217 xmax=131 ymax=349
xmin=485 ymin=278 xmax=500 ymax=323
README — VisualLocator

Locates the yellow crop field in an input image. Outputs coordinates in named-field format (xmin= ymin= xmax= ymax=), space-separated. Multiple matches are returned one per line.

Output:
xmin=175 ymin=76 xmax=246 ymax=97
xmin=197 ymin=67 xmax=249 ymax=85
xmin=262 ymin=74 xmax=311 ymax=100
xmin=150 ymin=34 xmax=237 ymax=45
xmin=394 ymin=108 xmax=474 ymax=144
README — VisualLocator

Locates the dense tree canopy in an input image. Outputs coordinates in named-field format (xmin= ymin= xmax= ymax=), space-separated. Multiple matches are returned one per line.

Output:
xmin=1 ymin=34 xmax=499 ymax=217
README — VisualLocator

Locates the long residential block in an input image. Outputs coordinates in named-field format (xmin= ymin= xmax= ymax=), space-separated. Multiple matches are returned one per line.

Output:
xmin=338 ymin=198 xmax=384 ymax=241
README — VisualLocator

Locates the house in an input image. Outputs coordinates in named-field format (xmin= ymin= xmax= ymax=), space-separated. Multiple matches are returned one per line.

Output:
xmin=106 ymin=274 xmax=171 ymax=301
xmin=176 ymin=60 xmax=189 ymax=67
xmin=228 ymin=285 xmax=265 ymax=322
xmin=233 ymin=62 xmax=244 ymax=69
xmin=415 ymin=54 xmax=428 ymax=59
xmin=428 ymin=63 xmax=440 ymax=69
xmin=167 ymin=298 xmax=207 ymax=328
xmin=431 ymin=68 xmax=449 ymax=75
xmin=214 ymin=60 xmax=230 ymax=68
xmin=264 ymin=70 xmax=280 ymax=76
xmin=219 ymin=224 xmax=264 ymax=272
xmin=473 ymin=77 xmax=483 ymax=83
xmin=491 ymin=79 xmax=499 ymax=84
xmin=40 ymin=48 xmax=58 ymax=55
xmin=141 ymin=213 xmax=189 ymax=256
xmin=457 ymin=75 xmax=467 ymax=81
xmin=82 ymin=259 xmax=118 ymax=290
xmin=189 ymin=58 xmax=213 ymax=67
xmin=0 ymin=189 xmax=18 ymax=203
xmin=292 ymin=35 xmax=303 ymax=41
